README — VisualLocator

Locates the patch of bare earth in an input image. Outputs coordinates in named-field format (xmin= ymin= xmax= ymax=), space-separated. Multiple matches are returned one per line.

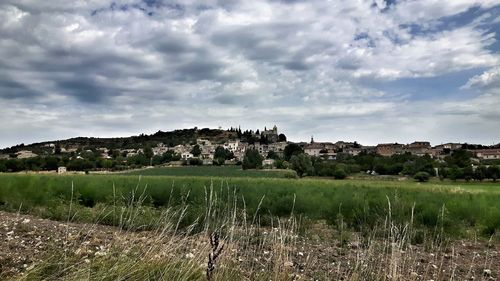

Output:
xmin=0 ymin=211 xmax=498 ymax=280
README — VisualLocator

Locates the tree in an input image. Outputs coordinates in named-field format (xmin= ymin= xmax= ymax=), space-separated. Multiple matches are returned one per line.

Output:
xmin=54 ymin=144 xmax=62 ymax=155
xmin=278 ymin=133 xmax=287 ymax=142
xmin=414 ymin=171 xmax=430 ymax=182
xmin=191 ymin=145 xmax=201 ymax=157
xmin=267 ymin=150 xmax=279 ymax=160
xmin=473 ymin=166 xmax=487 ymax=181
xmin=214 ymin=146 xmax=233 ymax=165
xmin=290 ymin=153 xmax=313 ymax=177
xmin=333 ymin=168 xmax=347 ymax=179
xmin=284 ymin=143 xmax=303 ymax=161
xmin=487 ymin=165 xmax=500 ymax=182
xmin=45 ymin=157 xmax=59 ymax=170
xmin=143 ymin=146 xmax=154 ymax=159
xmin=242 ymin=149 xmax=263 ymax=170
xmin=0 ymin=161 xmax=6 ymax=172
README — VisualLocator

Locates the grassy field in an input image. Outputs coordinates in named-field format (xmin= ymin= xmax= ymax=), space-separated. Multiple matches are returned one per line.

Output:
xmin=121 ymin=165 xmax=297 ymax=178
xmin=1 ymin=173 xmax=500 ymax=239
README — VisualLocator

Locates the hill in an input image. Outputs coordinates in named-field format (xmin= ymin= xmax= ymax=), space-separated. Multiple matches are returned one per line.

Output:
xmin=0 ymin=127 xmax=237 ymax=155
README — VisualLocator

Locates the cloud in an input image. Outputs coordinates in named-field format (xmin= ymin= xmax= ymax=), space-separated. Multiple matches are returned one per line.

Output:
xmin=461 ymin=67 xmax=500 ymax=89
xmin=0 ymin=0 xmax=499 ymax=148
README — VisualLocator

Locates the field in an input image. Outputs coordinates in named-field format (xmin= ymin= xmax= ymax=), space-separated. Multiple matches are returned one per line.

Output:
xmin=122 ymin=165 xmax=297 ymax=178
xmin=1 ymin=173 xmax=500 ymax=237
xmin=1 ymin=170 xmax=499 ymax=280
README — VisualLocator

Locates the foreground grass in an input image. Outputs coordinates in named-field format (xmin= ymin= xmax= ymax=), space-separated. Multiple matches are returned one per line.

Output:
xmin=1 ymin=174 xmax=500 ymax=238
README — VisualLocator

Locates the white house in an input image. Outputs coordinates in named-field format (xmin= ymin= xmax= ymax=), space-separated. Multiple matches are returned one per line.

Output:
xmin=181 ymin=152 xmax=194 ymax=160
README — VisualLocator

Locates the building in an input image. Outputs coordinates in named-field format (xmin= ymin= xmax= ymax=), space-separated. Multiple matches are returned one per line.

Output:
xmin=261 ymin=125 xmax=279 ymax=143
xmin=474 ymin=149 xmax=500 ymax=160
xmin=262 ymin=159 xmax=275 ymax=167
xmin=304 ymin=137 xmax=325 ymax=157
xmin=344 ymin=147 xmax=363 ymax=156
xmin=376 ymin=143 xmax=405 ymax=157
xmin=434 ymin=143 xmax=463 ymax=151
xmin=181 ymin=152 xmax=194 ymax=160
xmin=406 ymin=141 xmax=431 ymax=156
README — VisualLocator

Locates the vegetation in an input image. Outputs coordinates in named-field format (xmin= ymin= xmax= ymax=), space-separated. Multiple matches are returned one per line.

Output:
xmin=1 ymin=174 xmax=500 ymax=239
xmin=242 ymin=149 xmax=263 ymax=170
xmin=122 ymin=166 xmax=296 ymax=178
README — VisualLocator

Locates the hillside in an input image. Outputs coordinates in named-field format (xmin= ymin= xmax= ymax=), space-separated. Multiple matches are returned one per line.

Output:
xmin=1 ymin=128 xmax=238 ymax=155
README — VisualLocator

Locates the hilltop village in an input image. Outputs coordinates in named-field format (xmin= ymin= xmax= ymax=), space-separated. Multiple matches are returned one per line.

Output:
xmin=1 ymin=126 xmax=499 ymax=181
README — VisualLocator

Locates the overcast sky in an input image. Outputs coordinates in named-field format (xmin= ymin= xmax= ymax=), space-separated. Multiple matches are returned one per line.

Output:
xmin=1 ymin=0 xmax=499 ymax=148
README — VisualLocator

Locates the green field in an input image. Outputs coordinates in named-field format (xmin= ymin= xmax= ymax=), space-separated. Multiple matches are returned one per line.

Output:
xmin=1 ymin=172 xmax=500 ymax=239
xmin=122 ymin=165 xmax=297 ymax=178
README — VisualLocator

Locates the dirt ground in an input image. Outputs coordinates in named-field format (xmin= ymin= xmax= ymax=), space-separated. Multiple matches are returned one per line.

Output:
xmin=1 ymin=211 xmax=498 ymax=280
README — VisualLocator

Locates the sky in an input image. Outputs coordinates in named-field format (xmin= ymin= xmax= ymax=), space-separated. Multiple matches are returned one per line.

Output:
xmin=1 ymin=0 xmax=500 ymax=148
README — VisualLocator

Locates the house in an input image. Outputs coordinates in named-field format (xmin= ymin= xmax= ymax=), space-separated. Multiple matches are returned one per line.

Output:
xmin=226 ymin=140 xmax=240 ymax=152
xmin=474 ymin=149 xmax=500 ymax=160
xmin=304 ymin=137 xmax=325 ymax=157
xmin=152 ymin=143 xmax=169 ymax=155
xmin=262 ymin=159 xmax=275 ymax=167
xmin=406 ymin=141 xmax=431 ymax=156
xmin=434 ymin=143 xmax=463 ymax=151
xmin=376 ymin=143 xmax=404 ymax=156
xmin=345 ymin=147 xmax=363 ymax=156
xmin=181 ymin=152 xmax=194 ymax=160
xmin=57 ymin=166 xmax=67 ymax=174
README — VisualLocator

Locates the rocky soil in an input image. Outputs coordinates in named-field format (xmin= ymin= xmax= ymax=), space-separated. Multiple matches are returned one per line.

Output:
xmin=1 ymin=211 xmax=498 ymax=280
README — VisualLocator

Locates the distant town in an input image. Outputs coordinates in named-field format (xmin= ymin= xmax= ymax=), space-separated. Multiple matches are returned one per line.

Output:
xmin=1 ymin=126 xmax=499 ymax=180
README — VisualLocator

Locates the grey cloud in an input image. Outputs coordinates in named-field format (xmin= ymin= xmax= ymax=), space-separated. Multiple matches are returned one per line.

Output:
xmin=0 ymin=0 xmax=499 ymax=148
xmin=0 ymin=77 xmax=38 ymax=99
xmin=55 ymin=77 xmax=121 ymax=103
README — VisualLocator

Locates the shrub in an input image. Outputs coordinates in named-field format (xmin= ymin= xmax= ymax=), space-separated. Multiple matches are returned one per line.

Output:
xmin=414 ymin=172 xmax=430 ymax=182
xmin=333 ymin=168 xmax=347 ymax=179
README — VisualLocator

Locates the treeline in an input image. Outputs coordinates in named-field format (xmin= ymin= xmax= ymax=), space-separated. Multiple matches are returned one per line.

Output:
xmin=261 ymin=144 xmax=500 ymax=181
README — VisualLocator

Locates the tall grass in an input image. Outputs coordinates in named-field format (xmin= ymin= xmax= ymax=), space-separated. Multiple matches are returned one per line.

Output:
xmin=8 ymin=181 xmax=497 ymax=281
xmin=0 ymin=174 xmax=500 ymax=238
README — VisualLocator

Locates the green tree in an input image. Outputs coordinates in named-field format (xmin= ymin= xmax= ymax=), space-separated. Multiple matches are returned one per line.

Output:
xmin=191 ymin=145 xmax=202 ymax=157
xmin=487 ymin=165 xmax=500 ymax=182
xmin=143 ymin=146 xmax=154 ymax=159
xmin=290 ymin=153 xmax=313 ymax=177
xmin=267 ymin=150 xmax=280 ymax=160
xmin=242 ymin=149 xmax=263 ymax=170
xmin=333 ymin=168 xmax=347 ymax=179
xmin=284 ymin=143 xmax=303 ymax=161
xmin=214 ymin=146 xmax=234 ymax=165
xmin=45 ymin=157 xmax=59 ymax=170
xmin=278 ymin=133 xmax=287 ymax=142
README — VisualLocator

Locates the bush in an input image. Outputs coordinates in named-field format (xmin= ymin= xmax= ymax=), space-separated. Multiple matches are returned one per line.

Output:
xmin=188 ymin=158 xmax=203 ymax=166
xmin=333 ymin=168 xmax=347 ymax=179
xmin=414 ymin=172 xmax=430 ymax=182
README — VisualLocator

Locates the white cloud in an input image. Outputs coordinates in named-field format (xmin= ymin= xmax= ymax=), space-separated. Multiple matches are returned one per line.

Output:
xmin=462 ymin=67 xmax=500 ymax=89
xmin=0 ymin=0 xmax=499 ymax=147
